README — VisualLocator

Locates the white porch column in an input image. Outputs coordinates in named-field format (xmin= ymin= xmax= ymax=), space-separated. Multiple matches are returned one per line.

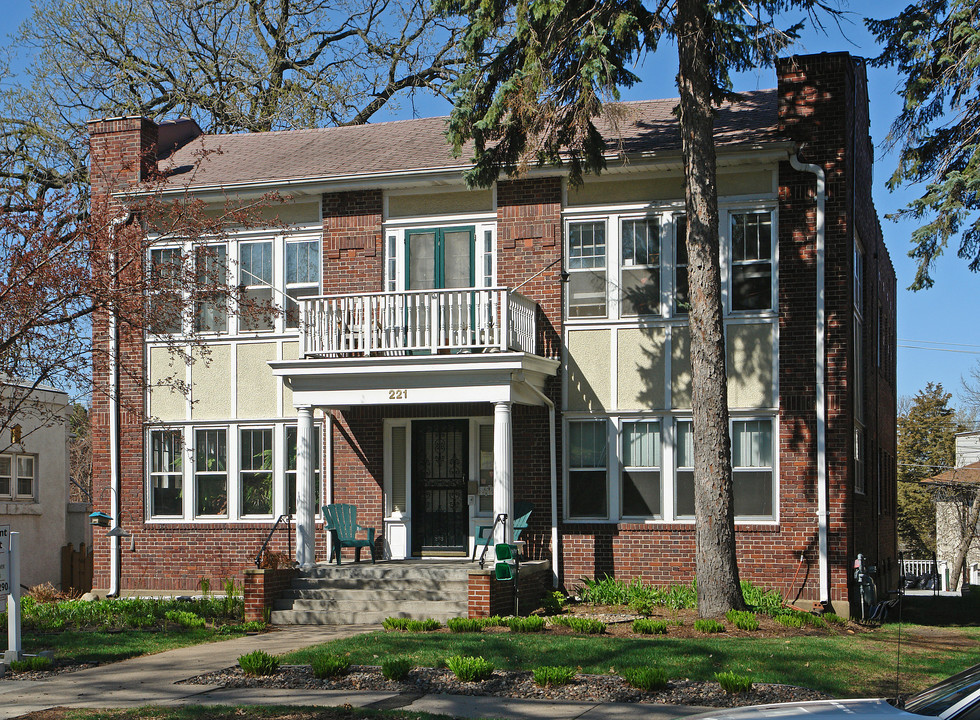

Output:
xmin=295 ymin=405 xmax=316 ymax=570
xmin=493 ymin=401 xmax=514 ymax=545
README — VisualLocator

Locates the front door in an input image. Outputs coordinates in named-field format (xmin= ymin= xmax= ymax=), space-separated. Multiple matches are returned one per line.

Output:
xmin=406 ymin=227 xmax=475 ymax=290
xmin=412 ymin=420 xmax=469 ymax=554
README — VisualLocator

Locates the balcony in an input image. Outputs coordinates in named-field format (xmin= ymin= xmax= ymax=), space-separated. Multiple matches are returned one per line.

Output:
xmin=298 ymin=287 xmax=539 ymax=358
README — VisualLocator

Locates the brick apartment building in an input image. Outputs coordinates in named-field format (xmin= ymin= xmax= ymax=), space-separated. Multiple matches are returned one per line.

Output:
xmin=88 ymin=51 xmax=897 ymax=616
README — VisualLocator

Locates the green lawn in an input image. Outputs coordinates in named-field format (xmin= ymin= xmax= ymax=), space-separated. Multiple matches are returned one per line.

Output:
xmin=24 ymin=628 xmax=250 ymax=665
xmin=283 ymin=625 xmax=980 ymax=698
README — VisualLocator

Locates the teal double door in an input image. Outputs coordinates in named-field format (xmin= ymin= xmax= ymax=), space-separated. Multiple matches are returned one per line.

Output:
xmin=406 ymin=227 xmax=475 ymax=290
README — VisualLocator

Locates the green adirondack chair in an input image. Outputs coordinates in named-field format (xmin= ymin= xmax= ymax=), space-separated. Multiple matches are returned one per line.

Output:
xmin=323 ymin=503 xmax=376 ymax=565
xmin=472 ymin=501 xmax=533 ymax=561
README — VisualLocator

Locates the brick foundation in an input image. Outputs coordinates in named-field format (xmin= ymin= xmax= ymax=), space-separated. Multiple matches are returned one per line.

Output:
xmin=468 ymin=561 xmax=553 ymax=617
xmin=244 ymin=567 xmax=299 ymax=622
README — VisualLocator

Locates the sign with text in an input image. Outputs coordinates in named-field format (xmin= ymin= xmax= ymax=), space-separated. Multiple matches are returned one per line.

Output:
xmin=0 ymin=525 xmax=9 ymax=604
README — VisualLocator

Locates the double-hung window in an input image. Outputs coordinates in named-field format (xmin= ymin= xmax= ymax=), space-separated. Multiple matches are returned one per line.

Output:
xmin=150 ymin=429 xmax=183 ymax=517
xmin=674 ymin=217 xmax=690 ymax=315
xmin=239 ymin=240 xmax=274 ymax=331
xmin=622 ymin=421 xmax=661 ymax=517
xmin=285 ymin=425 xmax=321 ymax=516
xmin=731 ymin=420 xmax=774 ymax=518
xmin=567 ymin=222 xmax=607 ymax=318
xmin=730 ymin=212 xmax=773 ymax=311
xmin=568 ymin=420 xmax=608 ymax=518
xmin=284 ymin=239 xmax=320 ymax=329
xmin=195 ymin=244 xmax=228 ymax=332
xmin=0 ymin=455 xmax=10 ymax=498
xmin=240 ymin=428 xmax=273 ymax=516
xmin=194 ymin=428 xmax=227 ymax=516
xmin=674 ymin=420 xmax=695 ymax=517
xmin=0 ymin=454 xmax=36 ymax=501
xmin=620 ymin=218 xmax=661 ymax=316
xmin=149 ymin=247 xmax=183 ymax=334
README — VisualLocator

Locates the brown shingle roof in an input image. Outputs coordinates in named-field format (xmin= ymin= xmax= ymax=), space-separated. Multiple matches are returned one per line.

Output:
xmin=161 ymin=90 xmax=779 ymax=189
xmin=923 ymin=462 xmax=980 ymax=486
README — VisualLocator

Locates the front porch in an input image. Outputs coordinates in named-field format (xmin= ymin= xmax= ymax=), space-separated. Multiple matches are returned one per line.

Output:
xmin=269 ymin=287 xmax=560 ymax=577
xmin=246 ymin=557 xmax=553 ymax=625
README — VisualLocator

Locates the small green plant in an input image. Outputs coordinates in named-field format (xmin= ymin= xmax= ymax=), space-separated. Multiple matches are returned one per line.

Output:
xmin=716 ymin=671 xmax=753 ymax=693
xmin=165 ymin=610 xmax=206 ymax=628
xmin=632 ymin=618 xmax=668 ymax=634
xmin=381 ymin=657 xmax=413 ymax=681
xmin=539 ymin=591 xmax=567 ymax=615
xmin=628 ymin=597 xmax=655 ymax=616
xmin=621 ymin=666 xmax=668 ymax=691
xmin=823 ymin=612 xmax=847 ymax=626
xmin=222 ymin=578 xmax=239 ymax=616
xmin=507 ymin=615 xmax=546 ymax=633
xmin=383 ymin=617 xmax=411 ymax=630
xmin=9 ymin=656 xmax=53 ymax=673
xmin=448 ymin=617 xmax=484 ymax=633
xmin=199 ymin=577 xmax=211 ymax=596
xmin=741 ymin=581 xmax=784 ymax=615
xmin=726 ymin=610 xmax=759 ymax=631
xmin=262 ymin=605 xmax=272 ymax=624
xmin=776 ymin=611 xmax=826 ymax=629
xmin=445 ymin=655 xmax=495 ymax=682
xmin=481 ymin=615 xmax=506 ymax=627
xmin=406 ymin=618 xmax=441 ymax=631
xmin=238 ymin=650 xmax=280 ymax=676
xmin=312 ymin=655 xmax=350 ymax=678
xmin=550 ymin=615 xmax=605 ymax=634
xmin=533 ymin=666 xmax=576 ymax=686
xmin=694 ymin=618 xmax=725 ymax=634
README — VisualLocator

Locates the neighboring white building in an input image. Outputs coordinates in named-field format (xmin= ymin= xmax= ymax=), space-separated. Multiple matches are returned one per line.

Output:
xmin=931 ymin=432 xmax=980 ymax=589
xmin=955 ymin=431 xmax=980 ymax=468
xmin=0 ymin=383 xmax=87 ymax=590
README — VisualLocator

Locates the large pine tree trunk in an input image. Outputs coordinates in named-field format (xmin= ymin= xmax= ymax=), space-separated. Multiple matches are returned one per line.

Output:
xmin=675 ymin=0 xmax=745 ymax=617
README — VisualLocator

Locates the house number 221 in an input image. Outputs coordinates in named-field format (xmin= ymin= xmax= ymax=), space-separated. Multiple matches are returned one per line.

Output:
xmin=388 ymin=389 xmax=408 ymax=400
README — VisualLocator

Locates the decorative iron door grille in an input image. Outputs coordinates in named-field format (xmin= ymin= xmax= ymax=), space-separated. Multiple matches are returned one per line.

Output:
xmin=412 ymin=420 xmax=468 ymax=553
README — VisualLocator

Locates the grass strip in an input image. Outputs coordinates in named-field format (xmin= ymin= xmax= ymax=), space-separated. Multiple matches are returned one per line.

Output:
xmin=281 ymin=625 xmax=980 ymax=698
xmin=23 ymin=628 xmax=248 ymax=664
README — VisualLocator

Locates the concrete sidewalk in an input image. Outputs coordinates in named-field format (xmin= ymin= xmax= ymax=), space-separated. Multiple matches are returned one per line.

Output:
xmin=0 ymin=627 xmax=708 ymax=720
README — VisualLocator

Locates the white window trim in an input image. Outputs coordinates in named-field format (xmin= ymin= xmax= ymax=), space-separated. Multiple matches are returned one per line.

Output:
xmin=722 ymin=205 xmax=778 ymax=317
xmin=0 ymin=452 xmax=37 ymax=502
xmin=382 ymin=221 xmax=497 ymax=293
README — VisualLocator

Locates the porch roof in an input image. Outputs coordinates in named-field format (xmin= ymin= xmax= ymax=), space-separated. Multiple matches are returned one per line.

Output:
xmin=269 ymin=351 xmax=559 ymax=409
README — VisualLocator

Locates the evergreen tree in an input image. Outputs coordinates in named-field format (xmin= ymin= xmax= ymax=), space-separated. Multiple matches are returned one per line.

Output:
xmin=896 ymin=383 xmax=961 ymax=555
xmin=436 ymin=0 xmax=837 ymax=617
xmin=868 ymin=1 xmax=980 ymax=289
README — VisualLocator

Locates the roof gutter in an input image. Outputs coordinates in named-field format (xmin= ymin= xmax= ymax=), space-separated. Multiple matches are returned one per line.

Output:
xmin=789 ymin=152 xmax=828 ymax=605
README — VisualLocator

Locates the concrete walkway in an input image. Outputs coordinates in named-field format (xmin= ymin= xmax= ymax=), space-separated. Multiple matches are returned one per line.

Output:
xmin=0 ymin=627 xmax=709 ymax=720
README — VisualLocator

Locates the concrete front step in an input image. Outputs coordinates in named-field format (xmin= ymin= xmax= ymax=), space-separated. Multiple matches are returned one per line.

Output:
xmin=270 ymin=561 xmax=472 ymax=626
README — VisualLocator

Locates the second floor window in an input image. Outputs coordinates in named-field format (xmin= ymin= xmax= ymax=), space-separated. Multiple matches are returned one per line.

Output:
xmin=621 ymin=218 xmax=661 ymax=316
xmin=195 ymin=245 xmax=228 ymax=333
xmin=730 ymin=212 xmax=773 ymax=311
xmin=240 ymin=241 xmax=274 ymax=332
xmin=285 ymin=239 xmax=320 ymax=328
xmin=567 ymin=221 xmax=607 ymax=318
xmin=149 ymin=247 xmax=183 ymax=334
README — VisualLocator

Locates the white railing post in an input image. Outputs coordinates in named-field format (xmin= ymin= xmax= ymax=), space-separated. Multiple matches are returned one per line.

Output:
xmin=500 ymin=290 xmax=510 ymax=351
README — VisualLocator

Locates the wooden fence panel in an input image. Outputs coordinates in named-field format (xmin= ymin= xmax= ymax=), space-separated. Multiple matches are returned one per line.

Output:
xmin=61 ymin=542 xmax=94 ymax=595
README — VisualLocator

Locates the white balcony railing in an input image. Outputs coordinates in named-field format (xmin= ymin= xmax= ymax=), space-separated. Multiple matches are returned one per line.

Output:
xmin=299 ymin=287 xmax=538 ymax=358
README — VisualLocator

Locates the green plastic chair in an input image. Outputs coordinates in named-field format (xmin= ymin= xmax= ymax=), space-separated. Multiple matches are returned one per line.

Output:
xmin=473 ymin=501 xmax=533 ymax=561
xmin=323 ymin=503 xmax=376 ymax=565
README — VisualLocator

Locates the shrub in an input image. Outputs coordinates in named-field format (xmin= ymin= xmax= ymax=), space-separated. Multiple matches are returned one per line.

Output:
xmin=726 ymin=610 xmax=759 ymax=631
xmin=445 ymin=655 xmax=495 ymax=682
xmin=694 ymin=618 xmax=725 ymax=634
xmin=383 ymin=617 xmax=411 ymax=630
xmin=9 ymin=656 xmax=53 ymax=673
xmin=533 ymin=666 xmax=576 ymax=686
xmin=238 ymin=650 xmax=280 ymax=676
xmin=165 ymin=610 xmax=206 ymax=629
xmin=448 ymin=617 xmax=484 ymax=633
xmin=539 ymin=591 xmax=567 ymax=615
xmin=622 ymin=666 xmax=668 ymax=691
xmin=507 ymin=615 xmax=546 ymax=633
xmin=312 ymin=655 xmax=350 ymax=678
xmin=632 ymin=618 xmax=668 ymax=635
xmin=716 ymin=671 xmax=753 ymax=693
xmin=550 ymin=616 xmax=605 ymax=634
xmin=381 ymin=657 xmax=413 ymax=681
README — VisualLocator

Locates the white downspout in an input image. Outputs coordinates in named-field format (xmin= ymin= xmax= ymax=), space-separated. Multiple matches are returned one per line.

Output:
xmin=790 ymin=154 xmax=828 ymax=604
xmin=520 ymin=380 xmax=560 ymax=588
xmin=108 ymin=211 xmax=133 ymax=598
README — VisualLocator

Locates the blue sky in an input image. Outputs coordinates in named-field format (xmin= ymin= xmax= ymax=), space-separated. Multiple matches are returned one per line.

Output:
xmin=2 ymin=1 xmax=978 ymax=412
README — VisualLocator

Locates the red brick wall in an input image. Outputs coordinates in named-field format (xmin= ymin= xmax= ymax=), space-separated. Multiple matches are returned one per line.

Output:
xmin=322 ymin=190 xmax=383 ymax=292
xmin=244 ymin=567 xmax=298 ymax=622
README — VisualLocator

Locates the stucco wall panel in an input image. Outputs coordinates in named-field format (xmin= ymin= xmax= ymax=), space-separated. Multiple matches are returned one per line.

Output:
xmin=190 ymin=345 xmax=231 ymax=419
xmin=617 ymin=328 xmax=667 ymax=410
xmin=237 ymin=343 xmax=277 ymax=418
xmin=566 ymin=330 xmax=611 ymax=411
xmin=726 ymin=323 xmax=774 ymax=408
xmin=671 ymin=325 xmax=692 ymax=409
xmin=148 ymin=346 xmax=186 ymax=420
